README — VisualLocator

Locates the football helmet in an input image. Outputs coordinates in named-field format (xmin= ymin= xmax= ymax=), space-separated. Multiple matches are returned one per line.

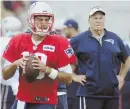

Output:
xmin=27 ymin=2 xmax=54 ymax=36
xmin=2 ymin=16 xmax=22 ymax=37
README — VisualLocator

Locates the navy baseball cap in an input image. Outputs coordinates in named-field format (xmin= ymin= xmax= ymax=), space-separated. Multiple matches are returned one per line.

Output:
xmin=64 ymin=19 xmax=78 ymax=30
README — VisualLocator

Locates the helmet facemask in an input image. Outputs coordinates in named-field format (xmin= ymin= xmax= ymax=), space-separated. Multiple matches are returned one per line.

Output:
xmin=29 ymin=14 xmax=54 ymax=36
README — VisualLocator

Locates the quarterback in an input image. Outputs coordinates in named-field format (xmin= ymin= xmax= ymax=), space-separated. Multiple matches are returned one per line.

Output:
xmin=2 ymin=2 xmax=76 ymax=109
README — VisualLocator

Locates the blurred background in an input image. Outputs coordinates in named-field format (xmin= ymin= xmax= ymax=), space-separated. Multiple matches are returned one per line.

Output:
xmin=1 ymin=1 xmax=130 ymax=40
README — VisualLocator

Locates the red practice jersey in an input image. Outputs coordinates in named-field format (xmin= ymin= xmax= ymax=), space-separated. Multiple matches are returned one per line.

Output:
xmin=3 ymin=33 xmax=76 ymax=104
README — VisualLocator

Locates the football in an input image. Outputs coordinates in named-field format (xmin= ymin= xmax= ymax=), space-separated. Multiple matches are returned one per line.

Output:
xmin=24 ymin=54 xmax=39 ymax=83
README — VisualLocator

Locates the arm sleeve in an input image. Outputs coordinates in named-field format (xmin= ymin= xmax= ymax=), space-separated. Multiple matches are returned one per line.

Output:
xmin=57 ymin=38 xmax=76 ymax=68
xmin=2 ymin=37 xmax=18 ymax=63
xmin=117 ymin=37 xmax=130 ymax=63
xmin=125 ymin=45 xmax=130 ymax=54
xmin=70 ymin=37 xmax=78 ymax=53
xmin=70 ymin=37 xmax=79 ymax=65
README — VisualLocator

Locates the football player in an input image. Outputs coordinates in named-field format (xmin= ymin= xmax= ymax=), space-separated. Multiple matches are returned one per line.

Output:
xmin=2 ymin=2 xmax=75 ymax=109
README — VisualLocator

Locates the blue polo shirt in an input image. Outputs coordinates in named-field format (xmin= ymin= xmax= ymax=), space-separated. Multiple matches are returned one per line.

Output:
xmin=70 ymin=29 xmax=129 ymax=98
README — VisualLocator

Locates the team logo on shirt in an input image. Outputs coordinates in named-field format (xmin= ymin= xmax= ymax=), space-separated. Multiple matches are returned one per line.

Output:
xmin=104 ymin=39 xmax=114 ymax=44
xmin=64 ymin=47 xmax=74 ymax=58
xmin=43 ymin=45 xmax=55 ymax=52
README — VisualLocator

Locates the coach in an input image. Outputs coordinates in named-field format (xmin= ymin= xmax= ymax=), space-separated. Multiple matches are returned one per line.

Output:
xmin=70 ymin=6 xmax=130 ymax=109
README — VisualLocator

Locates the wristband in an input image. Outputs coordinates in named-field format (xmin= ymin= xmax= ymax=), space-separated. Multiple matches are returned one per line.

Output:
xmin=48 ymin=68 xmax=58 ymax=80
